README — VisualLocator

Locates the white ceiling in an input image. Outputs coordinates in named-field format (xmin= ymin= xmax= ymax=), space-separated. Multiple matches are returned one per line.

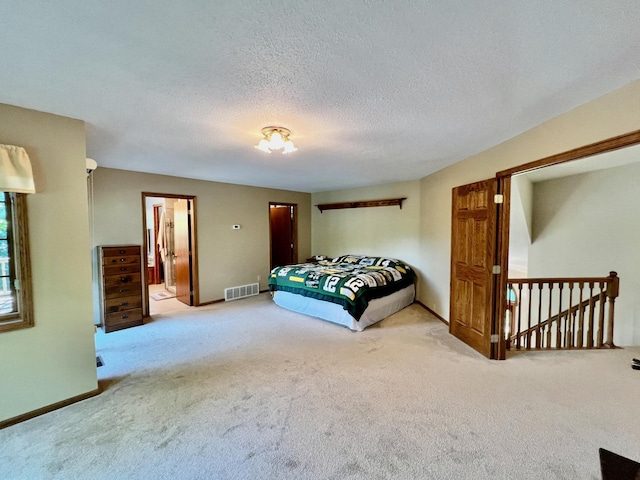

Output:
xmin=1 ymin=1 xmax=639 ymax=193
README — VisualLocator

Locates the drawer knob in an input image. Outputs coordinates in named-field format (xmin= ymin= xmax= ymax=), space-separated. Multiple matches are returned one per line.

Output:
xmin=120 ymin=302 xmax=128 ymax=306
xmin=120 ymin=315 xmax=128 ymax=319
xmin=119 ymin=277 xmax=130 ymax=283
xmin=119 ymin=288 xmax=128 ymax=293
xmin=119 ymin=250 xmax=126 ymax=254
xmin=119 ymin=258 xmax=126 ymax=262
xmin=120 ymin=267 xmax=127 ymax=271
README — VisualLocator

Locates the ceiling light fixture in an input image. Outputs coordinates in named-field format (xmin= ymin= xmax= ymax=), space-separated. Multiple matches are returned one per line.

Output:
xmin=255 ymin=126 xmax=297 ymax=154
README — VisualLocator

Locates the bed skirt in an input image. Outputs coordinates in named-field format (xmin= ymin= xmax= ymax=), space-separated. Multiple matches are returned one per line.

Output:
xmin=272 ymin=284 xmax=415 ymax=331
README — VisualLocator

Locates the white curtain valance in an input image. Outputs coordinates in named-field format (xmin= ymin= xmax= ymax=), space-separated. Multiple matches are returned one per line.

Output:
xmin=0 ymin=144 xmax=36 ymax=194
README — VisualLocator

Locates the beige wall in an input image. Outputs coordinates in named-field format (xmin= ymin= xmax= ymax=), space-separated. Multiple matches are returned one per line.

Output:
xmin=418 ymin=79 xmax=640 ymax=330
xmin=528 ymin=162 xmax=640 ymax=345
xmin=91 ymin=168 xmax=312 ymax=304
xmin=1 ymin=80 xmax=638 ymax=424
xmin=508 ymin=175 xmax=533 ymax=277
xmin=0 ymin=103 xmax=97 ymax=422
xmin=311 ymin=180 xmax=421 ymax=276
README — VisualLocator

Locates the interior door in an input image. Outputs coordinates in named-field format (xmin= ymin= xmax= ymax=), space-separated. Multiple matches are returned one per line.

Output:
xmin=174 ymin=198 xmax=193 ymax=305
xmin=449 ymin=178 xmax=498 ymax=358
xmin=270 ymin=204 xmax=295 ymax=268
xmin=151 ymin=204 xmax=163 ymax=285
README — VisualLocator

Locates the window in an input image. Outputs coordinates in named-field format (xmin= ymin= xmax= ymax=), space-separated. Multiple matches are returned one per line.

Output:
xmin=0 ymin=192 xmax=33 ymax=331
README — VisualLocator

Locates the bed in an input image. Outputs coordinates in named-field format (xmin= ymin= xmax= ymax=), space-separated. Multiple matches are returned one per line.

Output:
xmin=268 ymin=254 xmax=416 ymax=331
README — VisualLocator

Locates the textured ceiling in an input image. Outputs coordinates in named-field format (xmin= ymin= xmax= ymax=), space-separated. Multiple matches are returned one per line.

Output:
xmin=1 ymin=1 xmax=639 ymax=192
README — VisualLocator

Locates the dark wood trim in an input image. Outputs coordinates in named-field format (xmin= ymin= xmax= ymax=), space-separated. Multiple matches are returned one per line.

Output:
xmin=293 ymin=205 xmax=298 ymax=263
xmin=142 ymin=192 xmax=198 ymax=200
xmin=197 ymin=297 xmax=225 ymax=306
xmin=189 ymin=198 xmax=200 ymax=307
xmin=0 ymin=387 xmax=101 ymax=429
xmin=151 ymin=204 xmax=163 ymax=285
xmin=415 ymin=301 xmax=448 ymax=325
xmin=496 ymin=129 xmax=640 ymax=178
xmin=493 ymin=176 xmax=510 ymax=360
xmin=140 ymin=195 xmax=151 ymax=317
xmin=0 ymin=193 xmax=33 ymax=333
xmin=15 ymin=194 xmax=32 ymax=327
xmin=316 ymin=197 xmax=407 ymax=213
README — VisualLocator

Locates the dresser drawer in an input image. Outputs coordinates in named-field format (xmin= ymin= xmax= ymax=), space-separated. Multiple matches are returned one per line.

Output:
xmin=104 ymin=295 xmax=142 ymax=313
xmin=105 ymin=308 xmax=143 ymax=327
xmin=103 ymin=255 xmax=140 ymax=266
xmin=102 ymin=246 xmax=141 ymax=257
xmin=104 ymin=263 xmax=141 ymax=276
xmin=103 ymin=272 xmax=141 ymax=287
xmin=104 ymin=282 xmax=142 ymax=299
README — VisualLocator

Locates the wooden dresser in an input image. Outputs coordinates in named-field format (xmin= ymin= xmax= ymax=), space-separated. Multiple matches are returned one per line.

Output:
xmin=97 ymin=245 xmax=144 ymax=333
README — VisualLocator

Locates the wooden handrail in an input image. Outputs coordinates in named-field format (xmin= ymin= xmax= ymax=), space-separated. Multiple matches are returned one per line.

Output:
xmin=507 ymin=274 xmax=618 ymax=285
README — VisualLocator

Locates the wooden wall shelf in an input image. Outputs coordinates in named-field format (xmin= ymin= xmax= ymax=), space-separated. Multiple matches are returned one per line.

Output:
xmin=316 ymin=197 xmax=407 ymax=213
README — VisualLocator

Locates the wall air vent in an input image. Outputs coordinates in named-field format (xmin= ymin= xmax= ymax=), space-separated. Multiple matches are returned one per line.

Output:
xmin=224 ymin=283 xmax=259 ymax=301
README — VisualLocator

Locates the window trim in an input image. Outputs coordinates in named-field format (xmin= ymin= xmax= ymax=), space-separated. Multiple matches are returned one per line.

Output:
xmin=0 ymin=192 xmax=33 ymax=332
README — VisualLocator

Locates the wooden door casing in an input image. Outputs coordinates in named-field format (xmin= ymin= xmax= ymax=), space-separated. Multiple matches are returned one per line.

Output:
xmin=449 ymin=179 xmax=497 ymax=358
xmin=174 ymin=198 xmax=193 ymax=306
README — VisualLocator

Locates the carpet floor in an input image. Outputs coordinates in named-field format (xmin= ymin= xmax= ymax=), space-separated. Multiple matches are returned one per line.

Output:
xmin=1 ymin=293 xmax=639 ymax=479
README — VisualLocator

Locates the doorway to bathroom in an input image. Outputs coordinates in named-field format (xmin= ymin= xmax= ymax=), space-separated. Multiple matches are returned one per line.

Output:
xmin=142 ymin=193 xmax=198 ymax=315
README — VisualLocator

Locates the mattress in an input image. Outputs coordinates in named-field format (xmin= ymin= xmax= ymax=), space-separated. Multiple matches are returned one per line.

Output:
xmin=272 ymin=283 xmax=415 ymax=331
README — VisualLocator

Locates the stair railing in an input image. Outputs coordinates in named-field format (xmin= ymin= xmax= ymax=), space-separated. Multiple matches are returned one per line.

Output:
xmin=506 ymin=272 xmax=619 ymax=350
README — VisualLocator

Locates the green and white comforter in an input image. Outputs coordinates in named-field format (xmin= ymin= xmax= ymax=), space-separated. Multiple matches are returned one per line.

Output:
xmin=268 ymin=255 xmax=416 ymax=321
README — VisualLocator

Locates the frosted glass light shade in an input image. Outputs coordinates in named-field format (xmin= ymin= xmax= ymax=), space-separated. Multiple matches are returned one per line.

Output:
xmin=269 ymin=132 xmax=284 ymax=149
xmin=255 ymin=126 xmax=297 ymax=154
xmin=255 ymin=139 xmax=272 ymax=153
xmin=283 ymin=140 xmax=298 ymax=154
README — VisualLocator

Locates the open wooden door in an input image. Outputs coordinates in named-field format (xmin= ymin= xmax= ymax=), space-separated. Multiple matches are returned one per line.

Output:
xmin=174 ymin=198 xmax=193 ymax=306
xmin=450 ymin=178 xmax=499 ymax=358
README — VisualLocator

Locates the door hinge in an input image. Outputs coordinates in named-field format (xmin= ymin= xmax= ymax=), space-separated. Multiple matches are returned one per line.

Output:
xmin=490 ymin=334 xmax=500 ymax=343
xmin=494 ymin=194 xmax=504 ymax=204
xmin=492 ymin=265 xmax=501 ymax=274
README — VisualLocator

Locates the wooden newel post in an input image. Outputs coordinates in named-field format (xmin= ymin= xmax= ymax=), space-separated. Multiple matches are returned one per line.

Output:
xmin=604 ymin=271 xmax=619 ymax=348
